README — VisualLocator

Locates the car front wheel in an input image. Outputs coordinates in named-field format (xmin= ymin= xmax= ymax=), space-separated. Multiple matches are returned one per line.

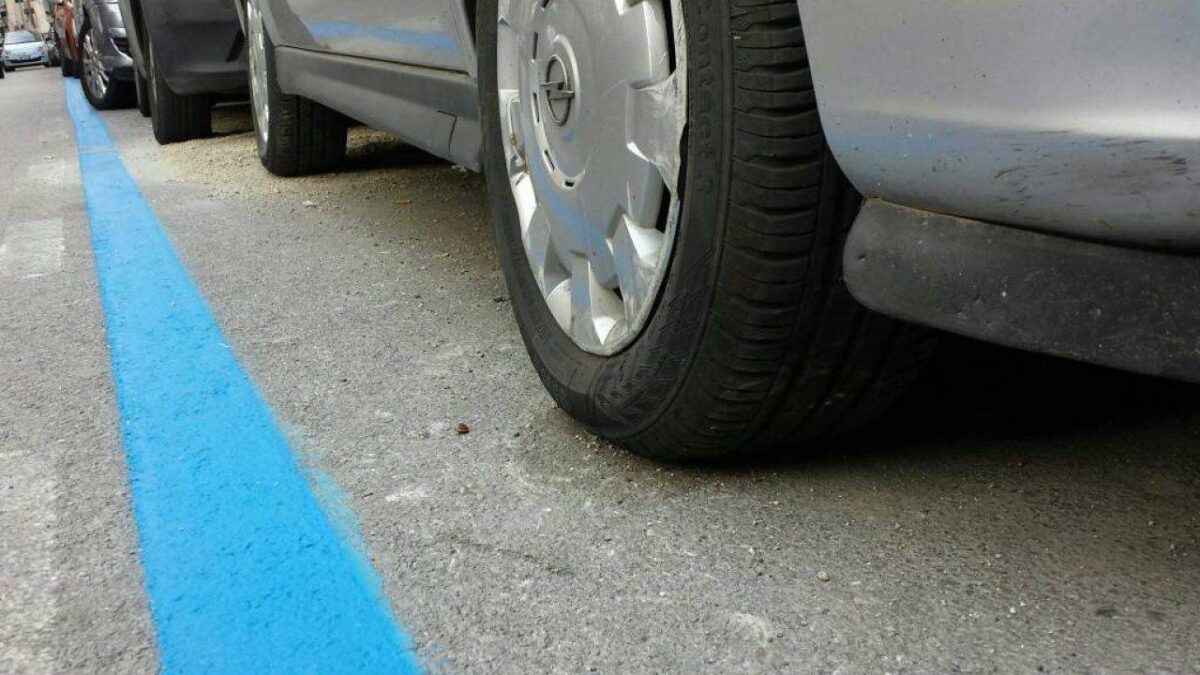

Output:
xmin=478 ymin=0 xmax=933 ymax=461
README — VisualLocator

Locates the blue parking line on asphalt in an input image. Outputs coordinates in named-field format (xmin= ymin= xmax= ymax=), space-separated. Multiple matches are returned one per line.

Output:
xmin=64 ymin=82 xmax=421 ymax=674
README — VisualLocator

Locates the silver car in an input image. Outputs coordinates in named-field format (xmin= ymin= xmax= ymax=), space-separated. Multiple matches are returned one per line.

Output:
xmin=233 ymin=0 xmax=1199 ymax=461
xmin=2 ymin=31 xmax=48 ymax=71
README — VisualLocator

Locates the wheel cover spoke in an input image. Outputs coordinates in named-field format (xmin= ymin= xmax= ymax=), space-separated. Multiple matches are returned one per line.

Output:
xmin=498 ymin=0 xmax=686 ymax=355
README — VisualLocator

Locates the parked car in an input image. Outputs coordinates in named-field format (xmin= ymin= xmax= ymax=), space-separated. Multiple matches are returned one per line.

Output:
xmin=234 ymin=1 xmax=1200 ymax=461
xmin=2 ymin=31 xmax=48 ymax=71
xmin=69 ymin=0 xmax=135 ymax=109
xmin=117 ymin=0 xmax=248 ymax=142
xmin=52 ymin=0 xmax=78 ymax=77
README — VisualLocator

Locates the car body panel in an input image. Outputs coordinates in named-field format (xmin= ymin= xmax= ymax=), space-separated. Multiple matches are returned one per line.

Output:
xmin=119 ymin=0 xmax=247 ymax=96
xmin=797 ymin=0 xmax=1200 ymax=250
xmin=276 ymin=46 xmax=481 ymax=168
xmin=271 ymin=0 xmax=474 ymax=73
xmin=251 ymin=0 xmax=481 ymax=168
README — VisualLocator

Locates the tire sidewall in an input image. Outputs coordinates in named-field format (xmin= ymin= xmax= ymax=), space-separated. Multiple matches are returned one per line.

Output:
xmin=249 ymin=0 xmax=280 ymax=167
xmin=135 ymin=69 xmax=151 ymax=117
xmin=252 ymin=0 xmax=273 ymax=166
xmin=146 ymin=31 xmax=167 ymax=140
xmin=478 ymin=0 xmax=729 ymax=439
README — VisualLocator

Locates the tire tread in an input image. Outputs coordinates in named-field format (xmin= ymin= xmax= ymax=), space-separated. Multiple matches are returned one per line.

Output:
xmin=148 ymin=30 xmax=210 ymax=144
xmin=257 ymin=21 xmax=348 ymax=177
xmin=622 ymin=0 xmax=931 ymax=459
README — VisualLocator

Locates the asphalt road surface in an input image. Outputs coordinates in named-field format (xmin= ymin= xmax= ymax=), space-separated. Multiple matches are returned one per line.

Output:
xmin=3 ymin=67 xmax=1199 ymax=674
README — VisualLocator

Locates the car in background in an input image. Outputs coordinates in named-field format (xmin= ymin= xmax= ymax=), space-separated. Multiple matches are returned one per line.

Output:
xmin=2 ymin=31 xmax=48 ymax=71
xmin=117 ymin=0 xmax=248 ymax=143
xmin=233 ymin=1 xmax=1200 ymax=461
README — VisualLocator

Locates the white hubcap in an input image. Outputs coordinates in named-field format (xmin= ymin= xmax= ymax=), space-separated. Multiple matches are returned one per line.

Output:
xmin=497 ymin=0 xmax=687 ymax=355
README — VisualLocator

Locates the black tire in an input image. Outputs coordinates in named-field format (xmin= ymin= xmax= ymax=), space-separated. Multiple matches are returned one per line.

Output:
xmin=78 ymin=23 xmax=134 ymax=110
xmin=478 ymin=0 xmax=933 ymax=461
xmin=60 ymin=55 xmax=74 ymax=78
xmin=134 ymin=68 xmax=151 ymax=118
xmin=250 ymin=5 xmax=347 ymax=177
xmin=146 ymin=30 xmax=211 ymax=144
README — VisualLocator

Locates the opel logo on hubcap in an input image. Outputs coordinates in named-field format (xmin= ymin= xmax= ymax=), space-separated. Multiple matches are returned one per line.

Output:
xmin=539 ymin=55 xmax=575 ymax=125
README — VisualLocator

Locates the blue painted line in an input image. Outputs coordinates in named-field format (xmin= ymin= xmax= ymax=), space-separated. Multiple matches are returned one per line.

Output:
xmin=64 ymin=82 xmax=421 ymax=674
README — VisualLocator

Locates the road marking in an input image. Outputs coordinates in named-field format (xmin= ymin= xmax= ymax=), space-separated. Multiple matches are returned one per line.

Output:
xmin=0 ymin=218 xmax=64 ymax=279
xmin=25 ymin=155 xmax=75 ymax=187
xmin=64 ymin=82 xmax=420 ymax=673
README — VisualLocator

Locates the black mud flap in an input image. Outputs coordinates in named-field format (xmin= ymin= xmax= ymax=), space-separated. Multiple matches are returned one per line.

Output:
xmin=844 ymin=199 xmax=1200 ymax=383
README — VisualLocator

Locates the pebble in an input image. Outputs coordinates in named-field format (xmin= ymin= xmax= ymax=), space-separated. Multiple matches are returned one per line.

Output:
xmin=816 ymin=570 xmax=830 ymax=582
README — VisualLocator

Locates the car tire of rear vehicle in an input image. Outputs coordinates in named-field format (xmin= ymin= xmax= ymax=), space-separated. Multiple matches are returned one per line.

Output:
xmin=478 ymin=0 xmax=934 ymax=461
xmin=246 ymin=0 xmax=348 ymax=177
xmin=146 ymin=32 xmax=211 ymax=145
xmin=134 ymin=69 xmax=151 ymax=118
xmin=79 ymin=23 xmax=134 ymax=111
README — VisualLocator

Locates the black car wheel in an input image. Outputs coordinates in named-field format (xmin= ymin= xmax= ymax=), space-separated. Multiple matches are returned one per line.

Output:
xmin=146 ymin=29 xmax=211 ymax=144
xmin=477 ymin=0 xmax=933 ymax=461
